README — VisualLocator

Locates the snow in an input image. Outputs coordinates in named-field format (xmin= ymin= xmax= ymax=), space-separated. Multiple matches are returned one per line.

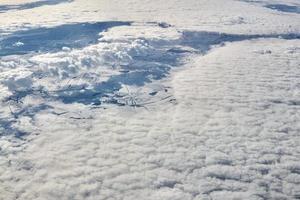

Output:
xmin=0 ymin=0 xmax=300 ymax=200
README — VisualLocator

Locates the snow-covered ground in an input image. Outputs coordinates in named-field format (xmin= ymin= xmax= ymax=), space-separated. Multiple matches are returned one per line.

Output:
xmin=0 ymin=0 xmax=300 ymax=199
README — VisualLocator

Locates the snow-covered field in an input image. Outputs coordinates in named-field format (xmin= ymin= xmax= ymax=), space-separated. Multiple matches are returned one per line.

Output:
xmin=0 ymin=0 xmax=300 ymax=199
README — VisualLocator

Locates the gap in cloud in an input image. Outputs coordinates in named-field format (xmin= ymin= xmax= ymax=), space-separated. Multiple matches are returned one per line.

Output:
xmin=0 ymin=0 xmax=73 ymax=13
xmin=4 ymin=28 xmax=300 ymax=106
xmin=264 ymin=4 xmax=300 ymax=14
xmin=0 ymin=117 xmax=25 ymax=138
xmin=239 ymin=0 xmax=300 ymax=14
xmin=0 ymin=21 xmax=132 ymax=57
xmin=1 ymin=22 xmax=300 ymax=138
